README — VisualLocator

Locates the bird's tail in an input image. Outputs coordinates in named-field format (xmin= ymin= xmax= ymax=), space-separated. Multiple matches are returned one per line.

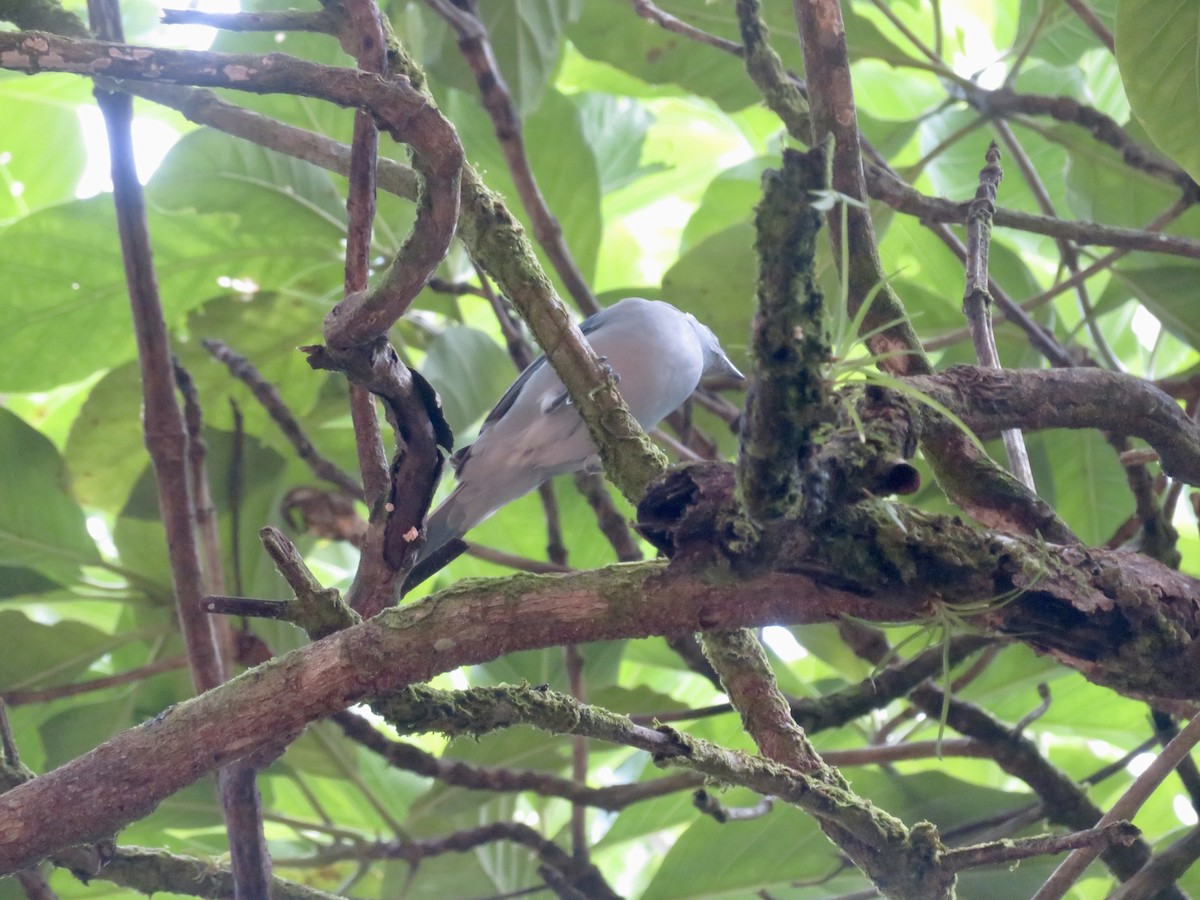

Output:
xmin=406 ymin=468 xmax=545 ymax=594
xmin=411 ymin=487 xmax=468 ymax=570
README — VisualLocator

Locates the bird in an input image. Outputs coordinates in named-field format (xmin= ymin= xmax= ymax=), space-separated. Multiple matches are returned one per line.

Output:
xmin=412 ymin=297 xmax=743 ymax=571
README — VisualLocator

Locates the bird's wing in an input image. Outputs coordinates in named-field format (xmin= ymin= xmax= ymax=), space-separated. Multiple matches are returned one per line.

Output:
xmin=476 ymin=304 xmax=619 ymax=431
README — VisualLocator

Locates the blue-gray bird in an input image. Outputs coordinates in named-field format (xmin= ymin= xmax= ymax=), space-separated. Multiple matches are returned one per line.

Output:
xmin=415 ymin=297 xmax=743 ymax=568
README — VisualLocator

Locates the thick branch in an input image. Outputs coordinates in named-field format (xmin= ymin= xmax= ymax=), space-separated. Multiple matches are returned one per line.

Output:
xmin=865 ymin=163 xmax=1200 ymax=260
xmin=907 ymin=367 xmax=1200 ymax=486
xmin=739 ymin=145 xmax=831 ymax=524
xmin=2 ymin=515 xmax=1199 ymax=872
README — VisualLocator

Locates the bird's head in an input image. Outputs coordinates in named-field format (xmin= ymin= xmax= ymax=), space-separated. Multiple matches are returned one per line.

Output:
xmin=688 ymin=315 xmax=745 ymax=382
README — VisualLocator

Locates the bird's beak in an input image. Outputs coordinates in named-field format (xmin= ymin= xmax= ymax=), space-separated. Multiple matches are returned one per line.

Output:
xmin=721 ymin=355 xmax=746 ymax=382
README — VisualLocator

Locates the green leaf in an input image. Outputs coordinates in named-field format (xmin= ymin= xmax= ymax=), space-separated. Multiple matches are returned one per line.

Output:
xmin=420 ymin=326 xmax=516 ymax=433
xmin=573 ymin=92 xmax=665 ymax=194
xmin=114 ymin=778 xmax=225 ymax=847
xmin=680 ymin=156 xmax=774 ymax=253
xmin=39 ymin=696 xmax=136 ymax=768
xmin=661 ymin=221 xmax=757 ymax=369
xmin=109 ymin=429 xmax=289 ymax=594
xmin=442 ymin=86 xmax=602 ymax=287
xmin=0 ymin=408 xmax=99 ymax=583
xmin=63 ymin=362 xmax=146 ymax=514
xmin=1059 ymin=122 xmax=1176 ymax=226
xmin=880 ymin=217 xmax=978 ymax=335
xmin=0 ymin=196 xmax=342 ymax=391
xmin=916 ymin=108 xmax=1070 ymax=223
xmin=176 ymin=294 xmax=334 ymax=444
xmin=0 ymin=566 xmax=62 ymax=599
xmin=852 ymin=58 xmax=945 ymax=122
xmin=407 ymin=729 xmax=571 ymax=830
xmin=0 ymin=73 xmax=91 ymax=222
xmin=566 ymin=0 xmax=759 ymax=111
xmin=386 ymin=797 xmax=542 ymax=897
xmin=1099 ymin=262 xmax=1200 ymax=349
xmin=595 ymin=779 xmax=694 ymax=850
xmin=1031 ymin=428 xmax=1134 ymax=545
xmin=642 ymin=801 xmax=830 ymax=899
xmin=1116 ymin=0 xmax=1200 ymax=183
xmin=472 ymin=642 xmax=625 ymax=693
xmin=1017 ymin=0 xmax=1116 ymax=65
xmin=0 ymin=610 xmax=114 ymax=692
xmin=149 ymin=127 xmax=349 ymax=233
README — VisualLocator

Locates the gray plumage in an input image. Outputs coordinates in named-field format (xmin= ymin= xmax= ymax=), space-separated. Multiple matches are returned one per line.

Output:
xmin=416 ymin=298 xmax=743 ymax=567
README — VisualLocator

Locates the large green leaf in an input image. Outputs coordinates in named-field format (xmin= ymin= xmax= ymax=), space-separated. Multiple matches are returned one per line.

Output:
xmin=149 ymin=127 xmax=348 ymax=232
xmin=1017 ymin=0 xmax=1116 ymax=65
xmin=420 ymin=325 xmax=516 ymax=434
xmin=1098 ymin=261 xmax=1200 ymax=349
xmin=1116 ymin=0 xmax=1200 ymax=183
xmin=881 ymin=217 xmax=983 ymax=335
xmin=852 ymin=58 xmax=945 ymax=123
xmin=573 ymin=92 xmax=665 ymax=194
xmin=109 ymin=429 xmax=289 ymax=595
xmin=0 ymin=566 xmax=61 ymax=600
xmin=679 ymin=156 xmax=774 ymax=254
xmin=1031 ymin=428 xmax=1134 ymax=545
xmin=0 ymin=610 xmax=115 ymax=692
xmin=0 ymin=73 xmax=90 ymax=222
xmin=1058 ymin=121 xmax=1176 ymax=227
xmin=641 ymin=800 xmax=830 ymax=899
xmin=661 ymin=221 xmax=757 ymax=369
xmin=916 ymin=107 xmax=1071 ymax=223
xmin=39 ymin=696 xmax=136 ymax=768
xmin=63 ymin=362 xmax=146 ymax=514
xmin=385 ymin=797 xmax=542 ymax=898
xmin=568 ymin=0 xmax=917 ymax=113
xmin=0 ymin=196 xmax=343 ymax=391
xmin=0 ymin=407 xmax=98 ymax=583
xmin=566 ymin=0 xmax=760 ymax=111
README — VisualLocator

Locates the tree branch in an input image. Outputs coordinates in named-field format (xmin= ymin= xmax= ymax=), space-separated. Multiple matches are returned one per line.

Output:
xmin=2 ymin=511 xmax=1199 ymax=873
xmin=906 ymin=367 xmax=1200 ymax=486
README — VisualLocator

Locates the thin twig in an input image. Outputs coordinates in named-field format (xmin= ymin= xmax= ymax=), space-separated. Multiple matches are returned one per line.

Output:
xmin=217 ymin=400 xmax=241 ymax=602
xmin=961 ymin=141 xmax=1035 ymax=490
xmin=426 ymin=0 xmax=599 ymax=315
xmin=1 ymin=657 xmax=189 ymax=706
xmin=1060 ymin=0 xmax=1115 ymax=53
xmin=924 ymin=198 xmax=1191 ymax=351
xmin=14 ymin=868 xmax=59 ymax=900
xmin=1109 ymin=824 xmax=1200 ymax=899
xmin=281 ymin=822 xmax=619 ymax=898
xmin=343 ymin=0 xmax=391 ymax=510
xmin=161 ymin=8 xmax=342 ymax=32
xmin=1033 ymin=710 xmax=1200 ymax=899
xmin=943 ymin=822 xmax=1139 ymax=873
xmin=565 ymin=646 xmax=588 ymax=861
xmin=693 ymin=789 xmax=774 ymax=823
xmin=204 ymin=340 xmax=365 ymax=500
xmin=463 ymin=543 xmax=574 ymax=574
xmin=990 ymin=119 xmax=1121 ymax=370
xmin=333 ymin=709 xmax=702 ymax=811
xmin=87 ymin=0 xmax=273 ymax=895
xmin=629 ymin=0 xmax=744 ymax=55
